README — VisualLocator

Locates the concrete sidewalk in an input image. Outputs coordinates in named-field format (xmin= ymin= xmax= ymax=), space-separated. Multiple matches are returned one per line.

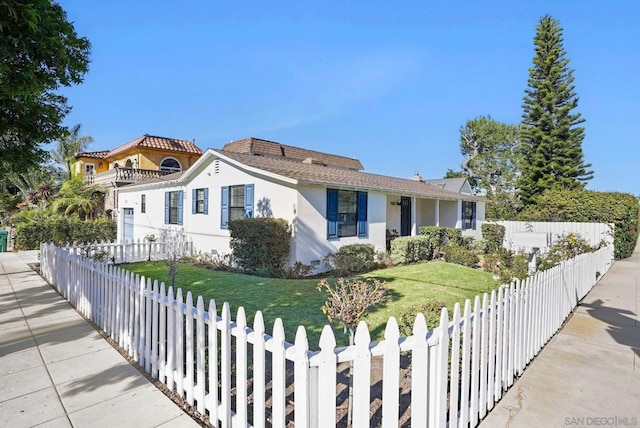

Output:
xmin=480 ymin=242 xmax=640 ymax=427
xmin=0 ymin=251 xmax=200 ymax=428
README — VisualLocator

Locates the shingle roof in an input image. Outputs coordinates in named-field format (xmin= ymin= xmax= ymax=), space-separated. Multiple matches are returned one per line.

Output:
xmin=75 ymin=150 xmax=110 ymax=159
xmin=423 ymin=177 xmax=469 ymax=193
xmin=215 ymin=150 xmax=478 ymax=201
xmin=108 ymin=134 xmax=203 ymax=158
xmin=223 ymin=137 xmax=363 ymax=171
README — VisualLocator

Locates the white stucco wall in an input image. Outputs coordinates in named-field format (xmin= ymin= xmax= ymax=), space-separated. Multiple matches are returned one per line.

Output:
xmin=439 ymin=200 xmax=459 ymax=228
xmin=294 ymin=186 xmax=387 ymax=268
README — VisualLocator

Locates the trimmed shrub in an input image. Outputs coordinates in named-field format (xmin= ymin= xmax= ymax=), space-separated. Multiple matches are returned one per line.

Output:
xmin=443 ymin=228 xmax=464 ymax=246
xmin=483 ymin=253 xmax=500 ymax=273
xmin=15 ymin=215 xmax=116 ymax=250
xmin=481 ymin=223 xmax=506 ymax=253
xmin=324 ymin=243 xmax=376 ymax=276
xmin=398 ymin=300 xmax=446 ymax=336
xmin=418 ymin=226 xmax=446 ymax=248
xmin=443 ymin=244 xmax=479 ymax=268
xmin=390 ymin=235 xmax=436 ymax=265
xmin=517 ymin=189 xmax=639 ymax=259
xmin=228 ymin=217 xmax=291 ymax=277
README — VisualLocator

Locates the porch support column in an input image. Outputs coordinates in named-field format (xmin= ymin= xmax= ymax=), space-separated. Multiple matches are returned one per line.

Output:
xmin=435 ymin=199 xmax=440 ymax=227
xmin=411 ymin=197 xmax=417 ymax=236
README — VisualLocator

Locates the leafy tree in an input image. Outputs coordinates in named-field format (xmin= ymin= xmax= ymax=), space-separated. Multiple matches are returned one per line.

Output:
xmin=51 ymin=124 xmax=94 ymax=178
xmin=451 ymin=116 xmax=521 ymax=219
xmin=0 ymin=0 xmax=91 ymax=181
xmin=518 ymin=15 xmax=592 ymax=206
xmin=459 ymin=116 xmax=521 ymax=196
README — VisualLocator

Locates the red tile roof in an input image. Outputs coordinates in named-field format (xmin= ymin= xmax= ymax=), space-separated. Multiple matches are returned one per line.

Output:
xmin=108 ymin=134 xmax=203 ymax=158
xmin=75 ymin=150 xmax=110 ymax=159
xmin=223 ymin=137 xmax=363 ymax=171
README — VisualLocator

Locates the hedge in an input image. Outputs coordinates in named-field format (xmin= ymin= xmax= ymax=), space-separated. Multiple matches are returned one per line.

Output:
xmin=15 ymin=216 xmax=116 ymax=250
xmin=228 ymin=217 xmax=291 ymax=277
xmin=481 ymin=223 xmax=506 ymax=253
xmin=517 ymin=189 xmax=639 ymax=259
xmin=390 ymin=235 xmax=436 ymax=265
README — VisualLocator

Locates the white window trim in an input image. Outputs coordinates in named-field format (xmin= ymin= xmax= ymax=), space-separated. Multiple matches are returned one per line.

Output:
xmin=160 ymin=156 xmax=182 ymax=172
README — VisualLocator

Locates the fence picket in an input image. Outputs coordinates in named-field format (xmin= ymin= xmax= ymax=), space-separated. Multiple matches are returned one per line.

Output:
xmin=382 ymin=317 xmax=400 ymax=427
xmin=252 ymin=312 xmax=266 ymax=428
xmin=411 ymin=313 xmax=429 ymax=427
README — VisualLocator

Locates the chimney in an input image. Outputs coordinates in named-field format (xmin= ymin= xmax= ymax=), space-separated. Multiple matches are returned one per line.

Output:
xmin=411 ymin=171 xmax=423 ymax=181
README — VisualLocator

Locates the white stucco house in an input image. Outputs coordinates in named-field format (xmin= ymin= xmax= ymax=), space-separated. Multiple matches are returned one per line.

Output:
xmin=116 ymin=138 xmax=485 ymax=269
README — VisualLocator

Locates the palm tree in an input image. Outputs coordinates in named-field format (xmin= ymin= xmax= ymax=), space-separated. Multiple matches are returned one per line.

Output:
xmin=50 ymin=177 xmax=106 ymax=220
xmin=51 ymin=124 xmax=94 ymax=179
xmin=8 ymin=168 xmax=59 ymax=206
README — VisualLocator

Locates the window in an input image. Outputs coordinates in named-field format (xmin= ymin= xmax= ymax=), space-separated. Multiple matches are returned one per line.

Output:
xmin=84 ymin=163 xmax=95 ymax=176
xmin=220 ymin=184 xmax=254 ymax=229
xmin=141 ymin=194 xmax=146 ymax=213
xmin=160 ymin=157 xmax=182 ymax=172
xmin=192 ymin=188 xmax=208 ymax=214
xmin=462 ymin=201 xmax=477 ymax=230
xmin=164 ymin=190 xmax=183 ymax=225
xmin=327 ymin=189 xmax=367 ymax=239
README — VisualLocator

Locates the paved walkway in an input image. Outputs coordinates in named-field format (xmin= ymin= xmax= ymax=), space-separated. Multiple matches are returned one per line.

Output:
xmin=480 ymin=242 xmax=640 ymax=427
xmin=0 ymin=251 xmax=200 ymax=428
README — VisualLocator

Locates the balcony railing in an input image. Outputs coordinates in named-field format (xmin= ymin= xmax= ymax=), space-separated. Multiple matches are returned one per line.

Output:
xmin=84 ymin=168 xmax=174 ymax=186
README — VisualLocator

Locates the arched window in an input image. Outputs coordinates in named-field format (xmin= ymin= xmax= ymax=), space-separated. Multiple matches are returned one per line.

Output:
xmin=125 ymin=159 xmax=133 ymax=168
xmin=160 ymin=157 xmax=182 ymax=173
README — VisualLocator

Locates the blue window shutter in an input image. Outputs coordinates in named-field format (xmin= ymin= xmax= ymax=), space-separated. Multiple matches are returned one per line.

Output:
xmin=244 ymin=184 xmax=254 ymax=218
xmin=221 ymin=186 xmax=229 ymax=229
xmin=177 ymin=190 xmax=184 ymax=225
xmin=192 ymin=189 xmax=197 ymax=214
xmin=164 ymin=192 xmax=170 ymax=224
xmin=327 ymin=189 xmax=338 ymax=239
xmin=357 ymin=191 xmax=368 ymax=237
xmin=471 ymin=202 xmax=477 ymax=230
xmin=204 ymin=188 xmax=209 ymax=215
xmin=461 ymin=201 xmax=467 ymax=230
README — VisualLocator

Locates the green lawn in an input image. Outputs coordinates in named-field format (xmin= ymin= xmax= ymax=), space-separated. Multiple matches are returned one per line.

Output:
xmin=121 ymin=261 xmax=497 ymax=348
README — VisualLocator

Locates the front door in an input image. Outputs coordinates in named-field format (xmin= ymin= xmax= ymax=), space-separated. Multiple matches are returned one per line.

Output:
xmin=400 ymin=197 xmax=411 ymax=236
xmin=123 ymin=208 xmax=134 ymax=243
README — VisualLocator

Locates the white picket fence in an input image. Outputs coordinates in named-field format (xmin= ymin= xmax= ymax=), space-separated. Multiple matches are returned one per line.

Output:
xmin=63 ymin=240 xmax=193 ymax=264
xmin=496 ymin=220 xmax=613 ymax=250
xmin=39 ymin=242 xmax=614 ymax=427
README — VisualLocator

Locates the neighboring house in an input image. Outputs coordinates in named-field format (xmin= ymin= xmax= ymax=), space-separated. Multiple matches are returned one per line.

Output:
xmin=74 ymin=134 xmax=203 ymax=219
xmin=116 ymin=138 xmax=485 ymax=270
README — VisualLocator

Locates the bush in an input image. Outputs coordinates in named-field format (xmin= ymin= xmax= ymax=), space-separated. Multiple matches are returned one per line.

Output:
xmin=483 ymin=253 xmax=500 ymax=273
xmin=390 ymin=236 xmax=436 ymax=265
xmin=443 ymin=228 xmax=464 ymax=246
xmin=517 ymin=189 xmax=639 ymax=259
xmin=536 ymin=233 xmax=598 ymax=271
xmin=324 ymin=243 xmax=376 ymax=276
xmin=481 ymin=223 xmax=505 ymax=253
xmin=228 ymin=217 xmax=291 ymax=277
xmin=498 ymin=254 xmax=529 ymax=284
xmin=14 ymin=215 xmax=116 ymax=250
xmin=418 ymin=226 xmax=446 ymax=247
xmin=185 ymin=250 xmax=235 ymax=271
xmin=398 ymin=300 xmax=446 ymax=336
xmin=443 ymin=245 xmax=479 ymax=267
xmin=283 ymin=261 xmax=314 ymax=279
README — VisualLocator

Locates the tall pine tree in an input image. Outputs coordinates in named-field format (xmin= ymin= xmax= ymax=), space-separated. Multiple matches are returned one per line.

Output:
xmin=518 ymin=15 xmax=592 ymax=206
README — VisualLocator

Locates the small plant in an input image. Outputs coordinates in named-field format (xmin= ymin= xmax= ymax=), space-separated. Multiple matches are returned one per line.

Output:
xmin=317 ymin=277 xmax=387 ymax=427
xmin=443 ymin=245 xmax=479 ymax=268
xmin=398 ymin=300 xmax=446 ymax=336
xmin=537 ymin=233 xmax=597 ymax=271
xmin=323 ymin=243 xmax=376 ymax=275
xmin=282 ymin=261 xmax=314 ymax=279
xmin=144 ymin=233 xmax=157 ymax=261
xmin=159 ymin=227 xmax=189 ymax=288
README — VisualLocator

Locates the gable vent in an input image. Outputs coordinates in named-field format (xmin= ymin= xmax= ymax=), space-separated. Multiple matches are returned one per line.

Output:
xmin=214 ymin=159 xmax=220 ymax=174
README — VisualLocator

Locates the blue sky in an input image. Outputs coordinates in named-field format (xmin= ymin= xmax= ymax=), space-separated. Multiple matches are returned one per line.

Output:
xmin=57 ymin=1 xmax=639 ymax=195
